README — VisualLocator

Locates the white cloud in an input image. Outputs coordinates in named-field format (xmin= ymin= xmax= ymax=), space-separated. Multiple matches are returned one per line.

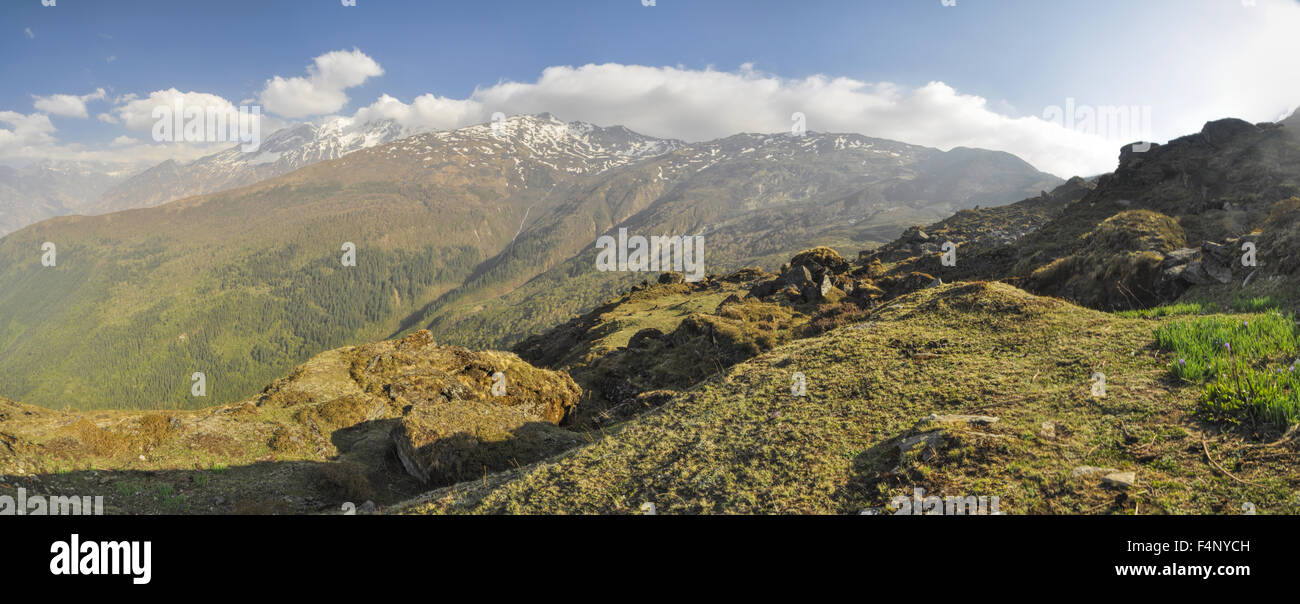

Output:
xmin=111 ymin=88 xmax=241 ymax=132
xmin=32 ymin=88 xmax=107 ymax=119
xmin=24 ymin=27 xmax=34 ymax=39
xmin=259 ymin=48 xmax=383 ymax=118
xmin=11 ymin=0 xmax=1300 ymax=178
xmin=0 ymin=111 xmax=57 ymax=154
xmin=349 ymin=63 xmax=1125 ymax=177
xmin=352 ymin=93 xmax=480 ymax=131
xmin=0 ymin=89 xmax=281 ymax=165
xmin=108 ymin=88 xmax=284 ymax=134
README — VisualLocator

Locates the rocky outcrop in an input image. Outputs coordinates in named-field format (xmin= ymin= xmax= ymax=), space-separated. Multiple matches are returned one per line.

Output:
xmin=358 ymin=331 xmax=582 ymax=485
xmin=1023 ymin=210 xmax=1188 ymax=309
xmin=748 ymin=247 xmax=852 ymax=303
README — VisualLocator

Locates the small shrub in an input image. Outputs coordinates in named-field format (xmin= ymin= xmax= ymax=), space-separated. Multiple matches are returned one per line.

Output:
xmin=315 ymin=395 xmax=375 ymax=429
xmin=268 ymin=426 xmax=304 ymax=454
xmin=319 ymin=462 xmax=376 ymax=502
xmin=135 ymin=414 xmax=176 ymax=450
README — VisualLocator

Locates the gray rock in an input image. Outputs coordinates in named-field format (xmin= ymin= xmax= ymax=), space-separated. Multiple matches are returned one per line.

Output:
xmin=903 ymin=227 xmax=930 ymax=243
xmin=1202 ymin=240 xmax=1233 ymax=264
xmin=1179 ymin=261 xmax=1213 ymax=285
xmin=781 ymin=265 xmax=814 ymax=289
xmin=1071 ymin=465 xmax=1119 ymax=478
xmin=1040 ymin=421 xmax=1056 ymax=439
xmin=1102 ymin=472 xmax=1137 ymax=489
xmin=898 ymin=431 xmax=944 ymax=454
xmin=1161 ymin=247 xmax=1198 ymax=266
xmin=921 ymin=413 xmax=999 ymax=427
xmin=1203 ymin=259 xmax=1233 ymax=284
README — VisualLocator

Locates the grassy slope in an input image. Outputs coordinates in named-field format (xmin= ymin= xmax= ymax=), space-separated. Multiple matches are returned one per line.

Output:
xmin=400 ymin=282 xmax=1298 ymax=514
xmin=0 ymin=342 xmax=439 ymax=514
xmin=0 ymin=148 xmax=533 ymax=410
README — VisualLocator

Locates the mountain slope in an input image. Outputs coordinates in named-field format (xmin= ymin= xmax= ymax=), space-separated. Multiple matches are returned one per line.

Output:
xmin=4 ymin=247 xmax=1294 ymax=515
xmin=417 ymin=131 xmax=1060 ymax=348
xmin=0 ymin=115 xmax=677 ymax=410
xmin=400 ymin=282 xmax=1296 ymax=514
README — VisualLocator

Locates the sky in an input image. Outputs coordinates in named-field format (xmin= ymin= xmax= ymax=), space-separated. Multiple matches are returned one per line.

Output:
xmin=2 ymin=0 xmax=1299 ymax=177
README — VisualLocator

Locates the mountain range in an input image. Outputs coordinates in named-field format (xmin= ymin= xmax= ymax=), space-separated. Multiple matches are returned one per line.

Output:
xmin=2 ymin=110 xmax=1299 ymax=515
xmin=0 ymin=160 xmax=144 ymax=237
xmin=0 ymin=113 xmax=1058 ymax=410
xmin=0 ymin=116 xmax=427 ymax=237
xmin=91 ymin=117 xmax=420 ymax=215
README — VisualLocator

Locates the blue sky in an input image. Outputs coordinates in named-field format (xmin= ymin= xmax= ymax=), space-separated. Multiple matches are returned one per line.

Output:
xmin=3 ymin=0 xmax=1299 ymax=176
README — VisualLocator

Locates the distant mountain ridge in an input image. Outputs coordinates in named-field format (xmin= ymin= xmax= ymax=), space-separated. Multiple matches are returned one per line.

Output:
xmin=92 ymin=117 xmax=415 ymax=214
xmin=0 ymin=159 xmax=143 ymax=236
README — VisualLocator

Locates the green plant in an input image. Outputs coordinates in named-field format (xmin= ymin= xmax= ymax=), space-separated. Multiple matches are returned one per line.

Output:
xmin=1156 ymin=311 xmax=1300 ymax=428
xmin=1232 ymin=296 xmax=1278 ymax=313
xmin=154 ymin=483 xmax=185 ymax=510
xmin=1116 ymin=303 xmax=1204 ymax=319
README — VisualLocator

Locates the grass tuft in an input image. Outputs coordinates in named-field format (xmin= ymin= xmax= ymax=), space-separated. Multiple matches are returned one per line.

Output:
xmin=1156 ymin=311 xmax=1300 ymax=427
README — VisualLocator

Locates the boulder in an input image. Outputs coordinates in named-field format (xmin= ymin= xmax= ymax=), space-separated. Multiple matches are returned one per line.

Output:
xmin=393 ymin=402 xmax=584 ymax=485
xmin=1201 ymin=240 xmax=1233 ymax=265
xmin=1200 ymin=118 xmax=1258 ymax=148
xmin=783 ymin=265 xmax=816 ymax=289
xmin=801 ymin=274 xmax=836 ymax=303
xmin=902 ymin=226 xmax=931 ymax=243
xmin=657 ymin=272 xmax=686 ymax=285
xmin=362 ymin=331 xmax=583 ymax=484
xmin=748 ymin=265 xmax=815 ymax=299
xmin=789 ymin=246 xmax=851 ymax=275
xmin=1071 ymin=465 xmax=1119 ymax=478
xmin=1102 ymin=471 xmax=1138 ymax=489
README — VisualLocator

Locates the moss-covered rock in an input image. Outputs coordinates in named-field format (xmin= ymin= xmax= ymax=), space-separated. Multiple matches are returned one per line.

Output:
xmin=1024 ymin=210 xmax=1186 ymax=309
xmin=373 ymin=331 xmax=584 ymax=485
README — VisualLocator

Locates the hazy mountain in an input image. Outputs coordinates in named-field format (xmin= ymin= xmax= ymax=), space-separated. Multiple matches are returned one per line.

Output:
xmin=0 ymin=160 xmax=141 ymax=236
xmin=91 ymin=117 xmax=417 ymax=214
